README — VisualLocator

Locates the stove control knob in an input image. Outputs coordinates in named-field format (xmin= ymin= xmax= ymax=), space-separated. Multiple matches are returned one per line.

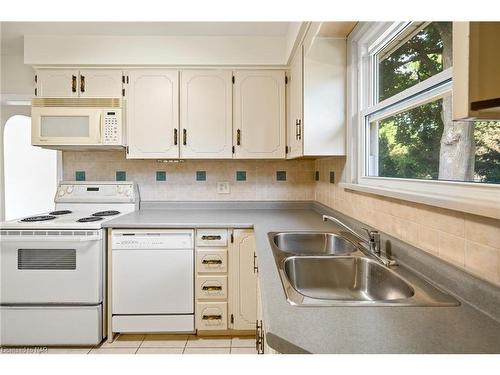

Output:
xmin=126 ymin=190 xmax=131 ymax=197
xmin=58 ymin=189 xmax=65 ymax=197
xmin=66 ymin=185 xmax=74 ymax=194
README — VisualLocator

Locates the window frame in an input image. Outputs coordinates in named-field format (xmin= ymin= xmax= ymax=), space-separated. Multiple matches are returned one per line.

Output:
xmin=342 ymin=21 xmax=500 ymax=220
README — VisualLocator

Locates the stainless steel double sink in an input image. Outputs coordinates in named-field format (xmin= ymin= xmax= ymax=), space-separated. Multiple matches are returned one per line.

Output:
xmin=268 ymin=232 xmax=460 ymax=307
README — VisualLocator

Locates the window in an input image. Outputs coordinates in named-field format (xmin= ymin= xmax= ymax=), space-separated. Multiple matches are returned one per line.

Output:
xmin=377 ymin=22 xmax=451 ymax=102
xmin=3 ymin=115 xmax=58 ymax=220
xmin=363 ymin=21 xmax=499 ymax=185
xmin=344 ymin=21 xmax=500 ymax=218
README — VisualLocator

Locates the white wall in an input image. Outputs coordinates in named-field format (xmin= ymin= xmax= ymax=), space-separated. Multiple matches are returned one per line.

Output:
xmin=3 ymin=115 xmax=57 ymax=220
xmin=24 ymin=35 xmax=288 ymax=66
xmin=1 ymin=54 xmax=34 ymax=95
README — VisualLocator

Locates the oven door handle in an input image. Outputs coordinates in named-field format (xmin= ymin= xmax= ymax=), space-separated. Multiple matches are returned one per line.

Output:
xmin=0 ymin=235 xmax=102 ymax=243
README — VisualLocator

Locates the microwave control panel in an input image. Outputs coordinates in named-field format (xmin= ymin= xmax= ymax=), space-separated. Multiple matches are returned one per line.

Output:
xmin=103 ymin=110 xmax=122 ymax=145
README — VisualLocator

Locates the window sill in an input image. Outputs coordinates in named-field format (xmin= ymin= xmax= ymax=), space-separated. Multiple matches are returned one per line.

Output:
xmin=340 ymin=181 xmax=500 ymax=220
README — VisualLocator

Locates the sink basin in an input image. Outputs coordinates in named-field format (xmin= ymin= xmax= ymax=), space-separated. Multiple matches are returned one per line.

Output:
xmin=283 ymin=256 xmax=415 ymax=302
xmin=272 ymin=232 xmax=358 ymax=256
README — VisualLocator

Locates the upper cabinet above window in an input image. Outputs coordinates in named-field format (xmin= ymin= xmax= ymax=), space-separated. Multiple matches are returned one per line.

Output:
xmin=453 ymin=22 xmax=500 ymax=121
xmin=35 ymin=69 xmax=123 ymax=98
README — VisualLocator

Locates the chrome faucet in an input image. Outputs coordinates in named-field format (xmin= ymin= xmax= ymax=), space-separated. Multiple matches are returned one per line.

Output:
xmin=322 ymin=215 xmax=397 ymax=267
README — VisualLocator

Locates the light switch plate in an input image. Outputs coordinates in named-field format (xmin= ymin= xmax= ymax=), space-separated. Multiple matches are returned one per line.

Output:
xmin=217 ymin=181 xmax=230 ymax=194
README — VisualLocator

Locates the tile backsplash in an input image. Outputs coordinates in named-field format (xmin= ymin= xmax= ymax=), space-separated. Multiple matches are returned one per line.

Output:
xmin=315 ymin=157 xmax=500 ymax=286
xmin=63 ymin=151 xmax=500 ymax=286
xmin=62 ymin=151 xmax=316 ymax=201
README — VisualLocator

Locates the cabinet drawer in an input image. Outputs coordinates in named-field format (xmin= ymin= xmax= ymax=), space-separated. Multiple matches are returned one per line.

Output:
xmin=196 ymin=302 xmax=227 ymax=331
xmin=196 ymin=275 xmax=227 ymax=300
xmin=196 ymin=249 xmax=227 ymax=273
xmin=196 ymin=229 xmax=228 ymax=247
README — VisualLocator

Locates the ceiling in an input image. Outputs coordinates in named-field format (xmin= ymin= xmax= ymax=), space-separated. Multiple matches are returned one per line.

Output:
xmin=318 ymin=22 xmax=358 ymax=37
xmin=1 ymin=22 xmax=292 ymax=54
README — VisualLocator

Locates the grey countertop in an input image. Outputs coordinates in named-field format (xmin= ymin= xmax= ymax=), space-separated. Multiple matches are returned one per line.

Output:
xmin=104 ymin=204 xmax=500 ymax=354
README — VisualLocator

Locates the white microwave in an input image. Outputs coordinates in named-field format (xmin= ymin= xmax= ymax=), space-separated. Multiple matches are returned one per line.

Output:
xmin=31 ymin=98 xmax=124 ymax=149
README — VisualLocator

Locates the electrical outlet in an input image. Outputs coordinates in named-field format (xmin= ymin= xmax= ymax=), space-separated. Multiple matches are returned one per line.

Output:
xmin=217 ymin=181 xmax=230 ymax=194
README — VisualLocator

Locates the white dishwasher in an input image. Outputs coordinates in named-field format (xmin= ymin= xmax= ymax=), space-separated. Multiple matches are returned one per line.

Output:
xmin=112 ymin=229 xmax=194 ymax=333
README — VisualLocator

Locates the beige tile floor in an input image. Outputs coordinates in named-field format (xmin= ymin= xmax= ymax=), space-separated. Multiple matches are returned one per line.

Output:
xmin=1 ymin=335 xmax=257 ymax=355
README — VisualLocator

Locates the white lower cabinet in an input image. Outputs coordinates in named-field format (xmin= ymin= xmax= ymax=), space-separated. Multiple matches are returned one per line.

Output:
xmin=194 ymin=228 xmax=257 ymax=334
xmin=196 ymin=302 xmax=228 ymax=331
xmin=196 ymin=275 xmax=228 ymax=300
xmin=196 ymin=249 xmax=228 ymax=273
xmin=229 ymin=229 xmax=258 ymax=331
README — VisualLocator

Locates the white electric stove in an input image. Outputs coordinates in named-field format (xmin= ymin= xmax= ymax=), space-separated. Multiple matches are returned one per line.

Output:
xmin=0 ymin=181 xmax=139 ymax=346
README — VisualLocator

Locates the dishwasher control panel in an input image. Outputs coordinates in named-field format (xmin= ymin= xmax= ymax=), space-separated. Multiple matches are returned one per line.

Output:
xmin=112 ymin=230 xmax=194 ymax=250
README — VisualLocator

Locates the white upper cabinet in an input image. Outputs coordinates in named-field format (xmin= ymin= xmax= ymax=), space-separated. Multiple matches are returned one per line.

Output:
xmin=36 ymin=69 xmax=79 ymax=97
xmin=36 ymin=69 xmax=122 ymax=98
xmin=286 ymin=46 xmax=304 ymax=159
xmin=126 ymin=70 xmax=179 ymax=159
xmin=180 ymin=70 xmax=233 ymax=159
xmin=78 ymin=70 xmax=123 ymax=98
xmin=233 ymin=70 xmax=286 ymax=159
xmin=286 ymin=22 xmax=347 ymax=158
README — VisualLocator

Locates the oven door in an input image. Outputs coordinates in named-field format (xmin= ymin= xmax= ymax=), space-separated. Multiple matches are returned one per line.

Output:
xmin=31 ymin=106 xmax=102 ymax=145
xmin=0 ymin=230 xmax=104 ymax=304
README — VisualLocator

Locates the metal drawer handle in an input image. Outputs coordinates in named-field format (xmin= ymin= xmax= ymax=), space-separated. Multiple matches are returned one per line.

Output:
xmin=174 ymin=128 xmax=178 ymax=145
xmin=80 ymin=75 xmax=85 ymax=93
xmin=202 ymin=259 xmax=223 ymax=265
xmin=201 ymin=235 xmax=222 ymax=241
xmin=236 ymin=129 xmax=241 ymax=145
xmin=71 ymin=75 xmax=77 ymax=93
xmin=202 ymin=314 xmax=222 ymax=321
xmin=202 ymin=285 xmax=223 ymax=291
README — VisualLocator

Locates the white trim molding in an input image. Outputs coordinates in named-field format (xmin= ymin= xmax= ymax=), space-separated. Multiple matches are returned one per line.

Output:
xmin=345 ymin=22 xmax=500 ymax=220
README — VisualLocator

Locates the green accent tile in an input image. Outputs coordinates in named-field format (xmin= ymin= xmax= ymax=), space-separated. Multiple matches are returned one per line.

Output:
xmin=75 ymin=171 xmax=86 ymax=181
xmin=196 ymin=171 xmax=206 ymax=181
xmin=330 ymin=171 xmax=335 ymax=183
xmin=236 ymin=171 xmax=247 ymax=181
xmin=276 ymin=171 xmax=287 ymax=181
xmin=315 ymin=171 xmax=320 ymax=181
xmin=116 ymin=171 xmax=126 ymax=181
xmin=156 ymin=171 xmax=166 ymax=181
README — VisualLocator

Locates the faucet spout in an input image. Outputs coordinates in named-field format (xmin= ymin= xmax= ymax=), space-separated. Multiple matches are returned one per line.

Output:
xmin=322 ymin=215 xmax=397 ymax=267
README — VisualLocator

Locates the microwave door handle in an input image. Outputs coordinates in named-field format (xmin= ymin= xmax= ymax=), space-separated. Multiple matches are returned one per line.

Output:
xmin=99 ymin=112 xmax=103 ymax=143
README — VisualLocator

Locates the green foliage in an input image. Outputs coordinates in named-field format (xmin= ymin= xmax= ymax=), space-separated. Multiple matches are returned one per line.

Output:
xmin=474 ymin=122 xmax=500 ymax=183
xmin=378 ymin=100 xmax=443 ymax=180
xmin=379 ymin=22 xmax=449 ymax=101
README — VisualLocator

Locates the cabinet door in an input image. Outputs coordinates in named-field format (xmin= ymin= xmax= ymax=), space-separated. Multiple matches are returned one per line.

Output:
xmin=233 ymin=70 xmax=286 ymax=159
xmin=287 ymin=47 xmax=304 ymax=159
xmin=126 ymin=70 xmax=179 ymax=159
xmin=229 ymin=229 xmax=257 ymax=330
xmin=78 ymin=69 xmax=123 ymax=98
xmin=36 ymin=69 xmax=79 ymax=97
xmin=180 ymin=70 xmax=232 ymax=159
